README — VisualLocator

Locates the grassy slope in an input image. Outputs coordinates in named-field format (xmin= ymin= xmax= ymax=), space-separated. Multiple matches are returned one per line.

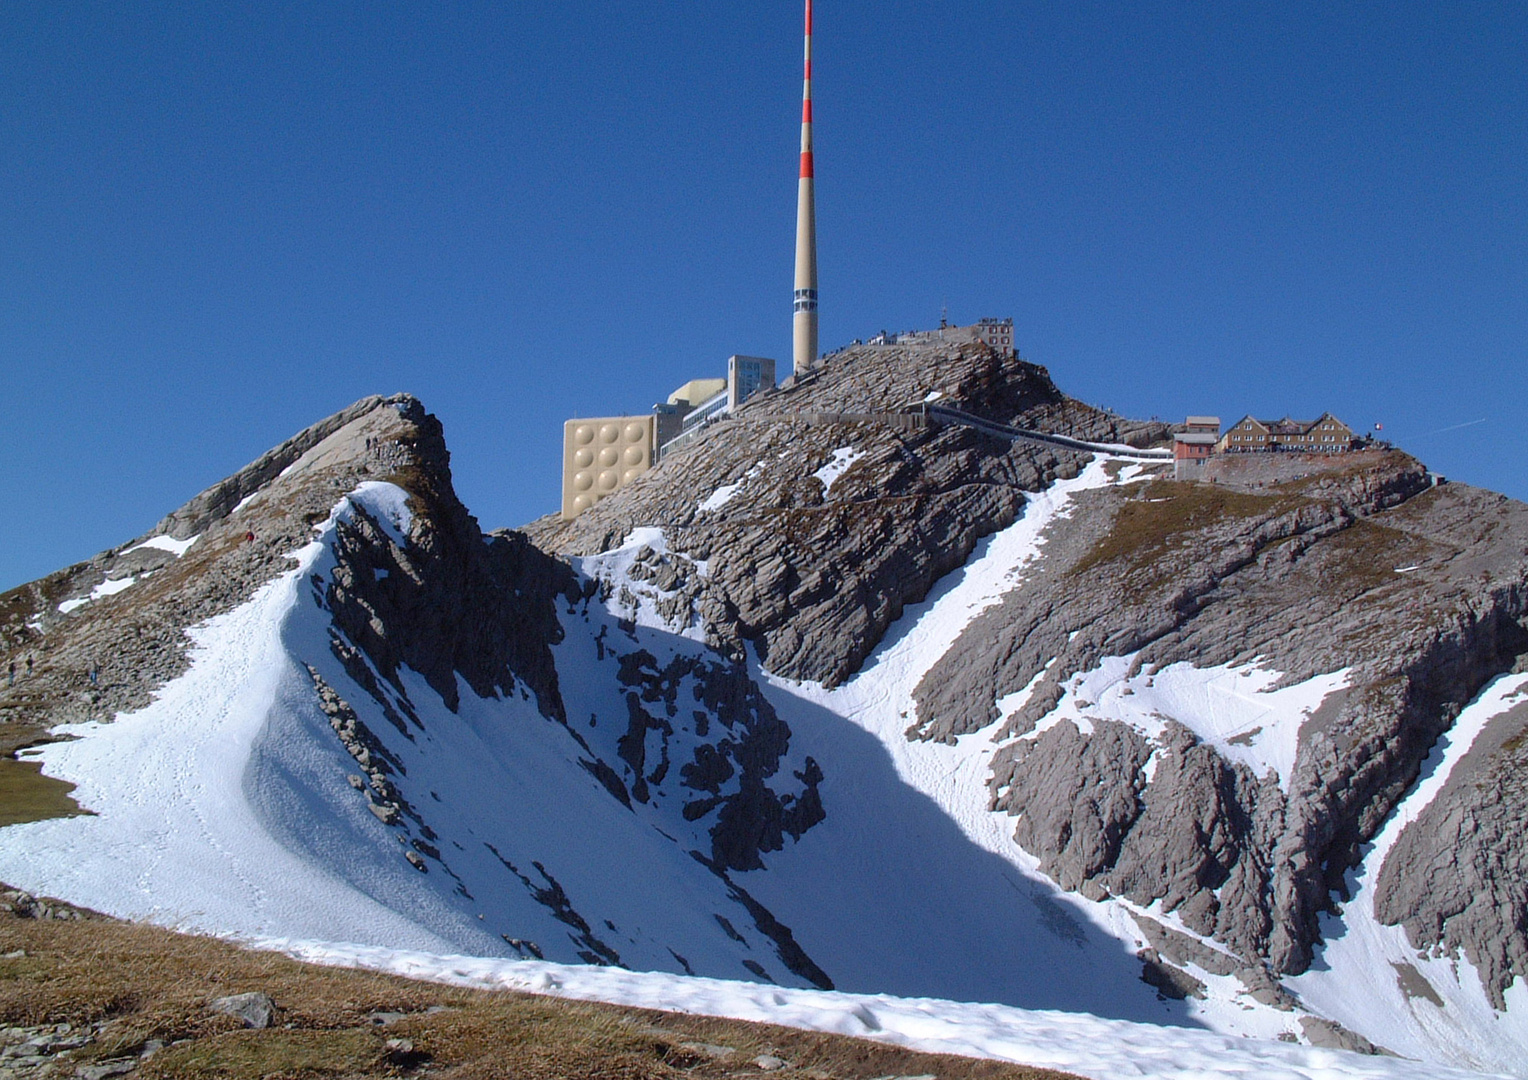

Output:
xmin=0 ymin=758 xmax=85 ymax=827
xmin=0 ymin=894 xmax=1078 ymax=1080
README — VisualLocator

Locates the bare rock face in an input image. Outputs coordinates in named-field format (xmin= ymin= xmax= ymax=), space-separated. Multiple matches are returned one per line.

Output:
xmin=1373 ymin=696 xmax=1528 ymax=1007
xmin=900 ymin=454 xmax=1528 ymax=983
xmin=527 ymin=340 xmax=1168 ymax=687
xmin=315 ymin=404 xmax=579 ymax=721
xmin=612 ymin=648 xmax=824 ymax=872
xmin=153 ymin=396 xmax=395 ymax=540
xmin=0 ymin=395 xmax=577 ymax=750
xmin=1 ymin=396 xmax=432 ymax=738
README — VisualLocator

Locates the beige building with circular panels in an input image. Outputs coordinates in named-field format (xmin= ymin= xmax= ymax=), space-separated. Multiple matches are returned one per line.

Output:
xmin=562 ymin=415 xmax=656 ymax=520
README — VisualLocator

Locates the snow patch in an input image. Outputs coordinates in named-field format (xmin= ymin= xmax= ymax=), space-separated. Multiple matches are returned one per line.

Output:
xmin=58 ymin=575 xmax=140 ymax=615
xmin=125 ymin=534 xmax=199 ymax=558
xmin=698 ymin=462 xmax=766 ymax=513
xmin=342 ymin=481 xmax=414 ymax=545
xmin=1015 ymin=656 xmax=1350 ymax=792
xmin=574 ymin=527 xmax=707 ymax=640
xmin=698 ymin=482 xmax=744 ymax=512
xmin=813 ymin=448 xmax=864 ymax=495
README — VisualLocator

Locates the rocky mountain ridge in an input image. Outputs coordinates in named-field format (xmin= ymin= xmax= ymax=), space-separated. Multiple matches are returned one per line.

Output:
xmin=526 ymin=337 xmax=1528 ymax=1060
xmin=2 ymin=337 xmax=1527 ymax=1072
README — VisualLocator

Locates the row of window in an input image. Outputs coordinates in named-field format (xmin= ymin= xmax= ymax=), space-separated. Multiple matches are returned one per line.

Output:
xmin=1232 ymin=423 xmax=1346 ymax=434
xmin=1229 ymin=434 xmax=1346 ymax=442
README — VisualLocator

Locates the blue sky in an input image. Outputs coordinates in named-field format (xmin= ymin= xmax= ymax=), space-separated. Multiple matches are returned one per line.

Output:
xmin=3 ymin=2 xmax=1524 ymax=590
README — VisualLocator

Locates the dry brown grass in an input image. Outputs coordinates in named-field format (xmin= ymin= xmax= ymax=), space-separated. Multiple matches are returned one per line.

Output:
xmin=1072 ymin=480 xmax=1298 ymax=578
xmin=0 ymin=899 xmax=1079 ymax=1080
xmin=1312 ymin=518 xmax=1435 ymax=596
xmin=0 ymin=757 xmax=86 ymax=827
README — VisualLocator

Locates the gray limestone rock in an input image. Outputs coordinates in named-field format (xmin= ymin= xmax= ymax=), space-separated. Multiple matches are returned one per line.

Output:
xmin=208 ymin=992 xmax=276 ymax=1029
xmin=526 ymin=340 xmax=1168 ymax=688
xmin=1372 ymin=695 xmax=1528 ymax=1008
xmin=1298 ymin=1016 xmax=1382 ymax=1055
xmin=914 ymin=455 xmax=1528 ymax=989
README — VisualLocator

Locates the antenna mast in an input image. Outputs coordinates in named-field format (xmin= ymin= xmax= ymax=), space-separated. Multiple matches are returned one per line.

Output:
xmin=792 ymin=0 xmax=818 ymax=375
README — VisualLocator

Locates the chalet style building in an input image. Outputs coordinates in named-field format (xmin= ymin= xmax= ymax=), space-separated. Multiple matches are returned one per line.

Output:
xmin=1218 ymin=413 xmax=1354 ymax=454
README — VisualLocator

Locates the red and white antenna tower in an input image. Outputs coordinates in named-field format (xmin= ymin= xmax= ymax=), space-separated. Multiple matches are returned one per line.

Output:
xmin=792 ymin=0 xmax=818 ymax=375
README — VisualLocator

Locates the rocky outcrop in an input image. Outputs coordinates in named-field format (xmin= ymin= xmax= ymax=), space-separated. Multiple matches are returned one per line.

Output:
xmin=919 ymin=462 xmax=1528 ymax=983
xmin=608 ymin=649 xmax=824 ymax=872
xmin=152 ymin=396 xmax=395 ymax=540
xmin=0 ymin=395 xmax=435 ymax=737
xmin=530 ymin=340 xmax=1528 ymax=1011
xmin=0 ymin=395 xmax=579 ymax=745
xmin=314 ymin=403 xmax=579 ymax=722
xmin=527 ymin=340 xmax=1169 ymax=687
xmin=1373 ymin=695 xmax=1528 ymax=1007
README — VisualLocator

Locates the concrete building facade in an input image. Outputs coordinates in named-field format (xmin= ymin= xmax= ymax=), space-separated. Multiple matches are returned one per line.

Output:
xmin=562 ymin=415 xmax=656 ymax=520
xmin=727 ymin=355 xmax=777 ymax=409
xmin=1173 ymin=432 xmax=1218 ymax=480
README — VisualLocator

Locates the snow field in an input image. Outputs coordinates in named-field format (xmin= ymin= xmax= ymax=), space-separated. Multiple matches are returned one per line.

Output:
xmin=5 ymin=486 xmax=466 ymax=949
xmin=812 ymin=447 xmax=864 ymax=495
xmin=1013 ymin=654 xmax=1351 ymax=793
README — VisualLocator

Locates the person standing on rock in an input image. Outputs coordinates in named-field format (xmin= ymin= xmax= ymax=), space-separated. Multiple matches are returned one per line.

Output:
xmin=6 ymin=661 xmax=13 ymax=687
xmin=88 ymin=664 xmax=98 ymax=688
xmin=25 ymin=656 xmax=32 ymax=677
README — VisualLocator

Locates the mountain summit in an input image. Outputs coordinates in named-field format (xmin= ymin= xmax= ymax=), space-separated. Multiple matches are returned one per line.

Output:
xmin=3 ymin=340 xmax=1527 ymax=1075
